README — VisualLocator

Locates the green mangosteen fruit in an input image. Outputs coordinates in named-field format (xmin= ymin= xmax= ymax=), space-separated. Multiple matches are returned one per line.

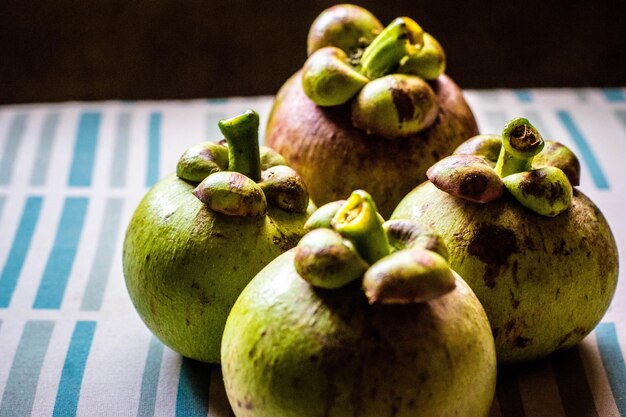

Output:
xmin=392 ymin=117 xmax=619 ymax=363
xmin=265 ymin=4 xmax=478 ymax=217
xmin=222 ymin=190 xmax=496 ymax=417
xmin=123 ymin=110 xmax=311 ymax=363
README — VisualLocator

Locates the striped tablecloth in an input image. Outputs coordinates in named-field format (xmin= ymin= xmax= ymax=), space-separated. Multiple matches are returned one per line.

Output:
xmin=0 ymin=89 xmax=625 ymax=417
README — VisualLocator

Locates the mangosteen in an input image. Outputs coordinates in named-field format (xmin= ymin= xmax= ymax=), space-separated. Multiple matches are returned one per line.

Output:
xmin=392 ymin=117 xmax=619 ymax=363
xmin=265 ymin=4 xmax=478 ymax=217
xmin=123 ymin=110 xmax=311 ymax=363
xmin=221 ymin=190 xmax=496 ymax=416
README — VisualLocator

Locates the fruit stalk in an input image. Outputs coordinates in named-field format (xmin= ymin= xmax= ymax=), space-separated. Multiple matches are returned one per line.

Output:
xmin=331 ymin=190 xmax=389 ymax=264
xmin=494 ymin=117 xmax=544 ymax=178
xmin=218 ymin=109 xmax=262 ymax=181
xmin=358 ymin=17 xmax=423 ymax=80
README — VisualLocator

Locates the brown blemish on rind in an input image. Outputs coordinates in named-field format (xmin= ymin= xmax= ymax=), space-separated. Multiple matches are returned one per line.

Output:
xmin=518 ymin=170 xmax=546 ymax=197
xmin=519 ymin=170 xmax=567 ymax=206
xmin=498 ymin=317 xmax=532 ymax=348
xmin=556 ymin=327 xmax=587 ymax=349
xmin=236 ymin=400 xmax=255 ymax=410
xmin=391 ymin=86 xmax=415 ymax=123
xmin=509 ymin=290 xmax=520 ymax=309
xmin=468 ymin=225 xmax=518 ymax=288
xmin=459 ymin=173 xmax=488 ymax=199
xmin=511 ymin=260 xmax=519 ymax=287
xmin=272 ymin=230 xmax=300 ymax=253
xmin=427 ymin=154 xmax=504 ymax=203
xmin=552 ymin=239 xmax=572 ymax=256
xmin=513 ymin=336 xmax=532 ymax=348
xmin=503 ymin=319 xmax=516 ymax=336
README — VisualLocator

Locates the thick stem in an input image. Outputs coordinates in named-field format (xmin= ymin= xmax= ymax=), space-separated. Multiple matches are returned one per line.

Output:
xmin=495 ymin=117 xmax=544 ymax=178
xmin=218 ymin=110 xmax=262 ymax=181
xmin=358 ymin=17 xmax=423 ymax=80
xmin=331 ymin=190 xmax=390 ymax=264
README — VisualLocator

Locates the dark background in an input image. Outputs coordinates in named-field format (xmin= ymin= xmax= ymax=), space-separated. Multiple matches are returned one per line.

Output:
xmin=1 ymin=0 xmax=625 ymax=104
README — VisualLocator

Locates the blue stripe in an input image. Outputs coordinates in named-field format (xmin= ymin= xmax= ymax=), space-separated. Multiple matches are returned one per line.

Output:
xmin=595 ymin=323 xmax=626 ymax=415
xmin=515 ymin=90 xmax=533 ymax=102
xmin=0 ymin=321 xmax=54 ymax=417
xmin=0 ymin=113 xmax=27 ymax=186
xmin=68 ymin=112 xmax=101 ymax=187
xmin=0 ymin=197 xmax=43 ymax=308
xmin=557 ymin=110 xmax=609 ymax=189
xmin=110 ymin=112 xmax=131 ymax=187
xmin=137 ymin=337 xmax=164 ymax=417
xmin=52 ymin=321 xmax=96 ymax=417
xmin=80 ymin=198 xmax=123 ymax=311
xmin=30 ymin=113 xmax=60 ymax=186
xmin=0 ymin=196 xmax=5 ymax=221
xmin=175 ymin=358 xmax=211 ymax=417
xmin=603 ymin=89 xmax=626 ymax=102
xmin=33 ymin=197 xmax=89 ymax=309
xmin=146 ymin=112 xmax=161 ymax=187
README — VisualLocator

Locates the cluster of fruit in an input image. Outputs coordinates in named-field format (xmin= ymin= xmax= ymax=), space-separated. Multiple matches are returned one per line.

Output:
xmin=122 ymin=5 xmax=618 ymax=417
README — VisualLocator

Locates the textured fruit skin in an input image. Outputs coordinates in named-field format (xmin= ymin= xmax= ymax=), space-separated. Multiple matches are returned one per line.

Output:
xmin=222 ymin=250 xmax=496 ymax=417
xmin=265 ymin=71 xmax=478 ymax=218
xmin=123 ymin=174 xmax=309 ymax=363
xmin=392 ymin=182 xmax=619 ymax=363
